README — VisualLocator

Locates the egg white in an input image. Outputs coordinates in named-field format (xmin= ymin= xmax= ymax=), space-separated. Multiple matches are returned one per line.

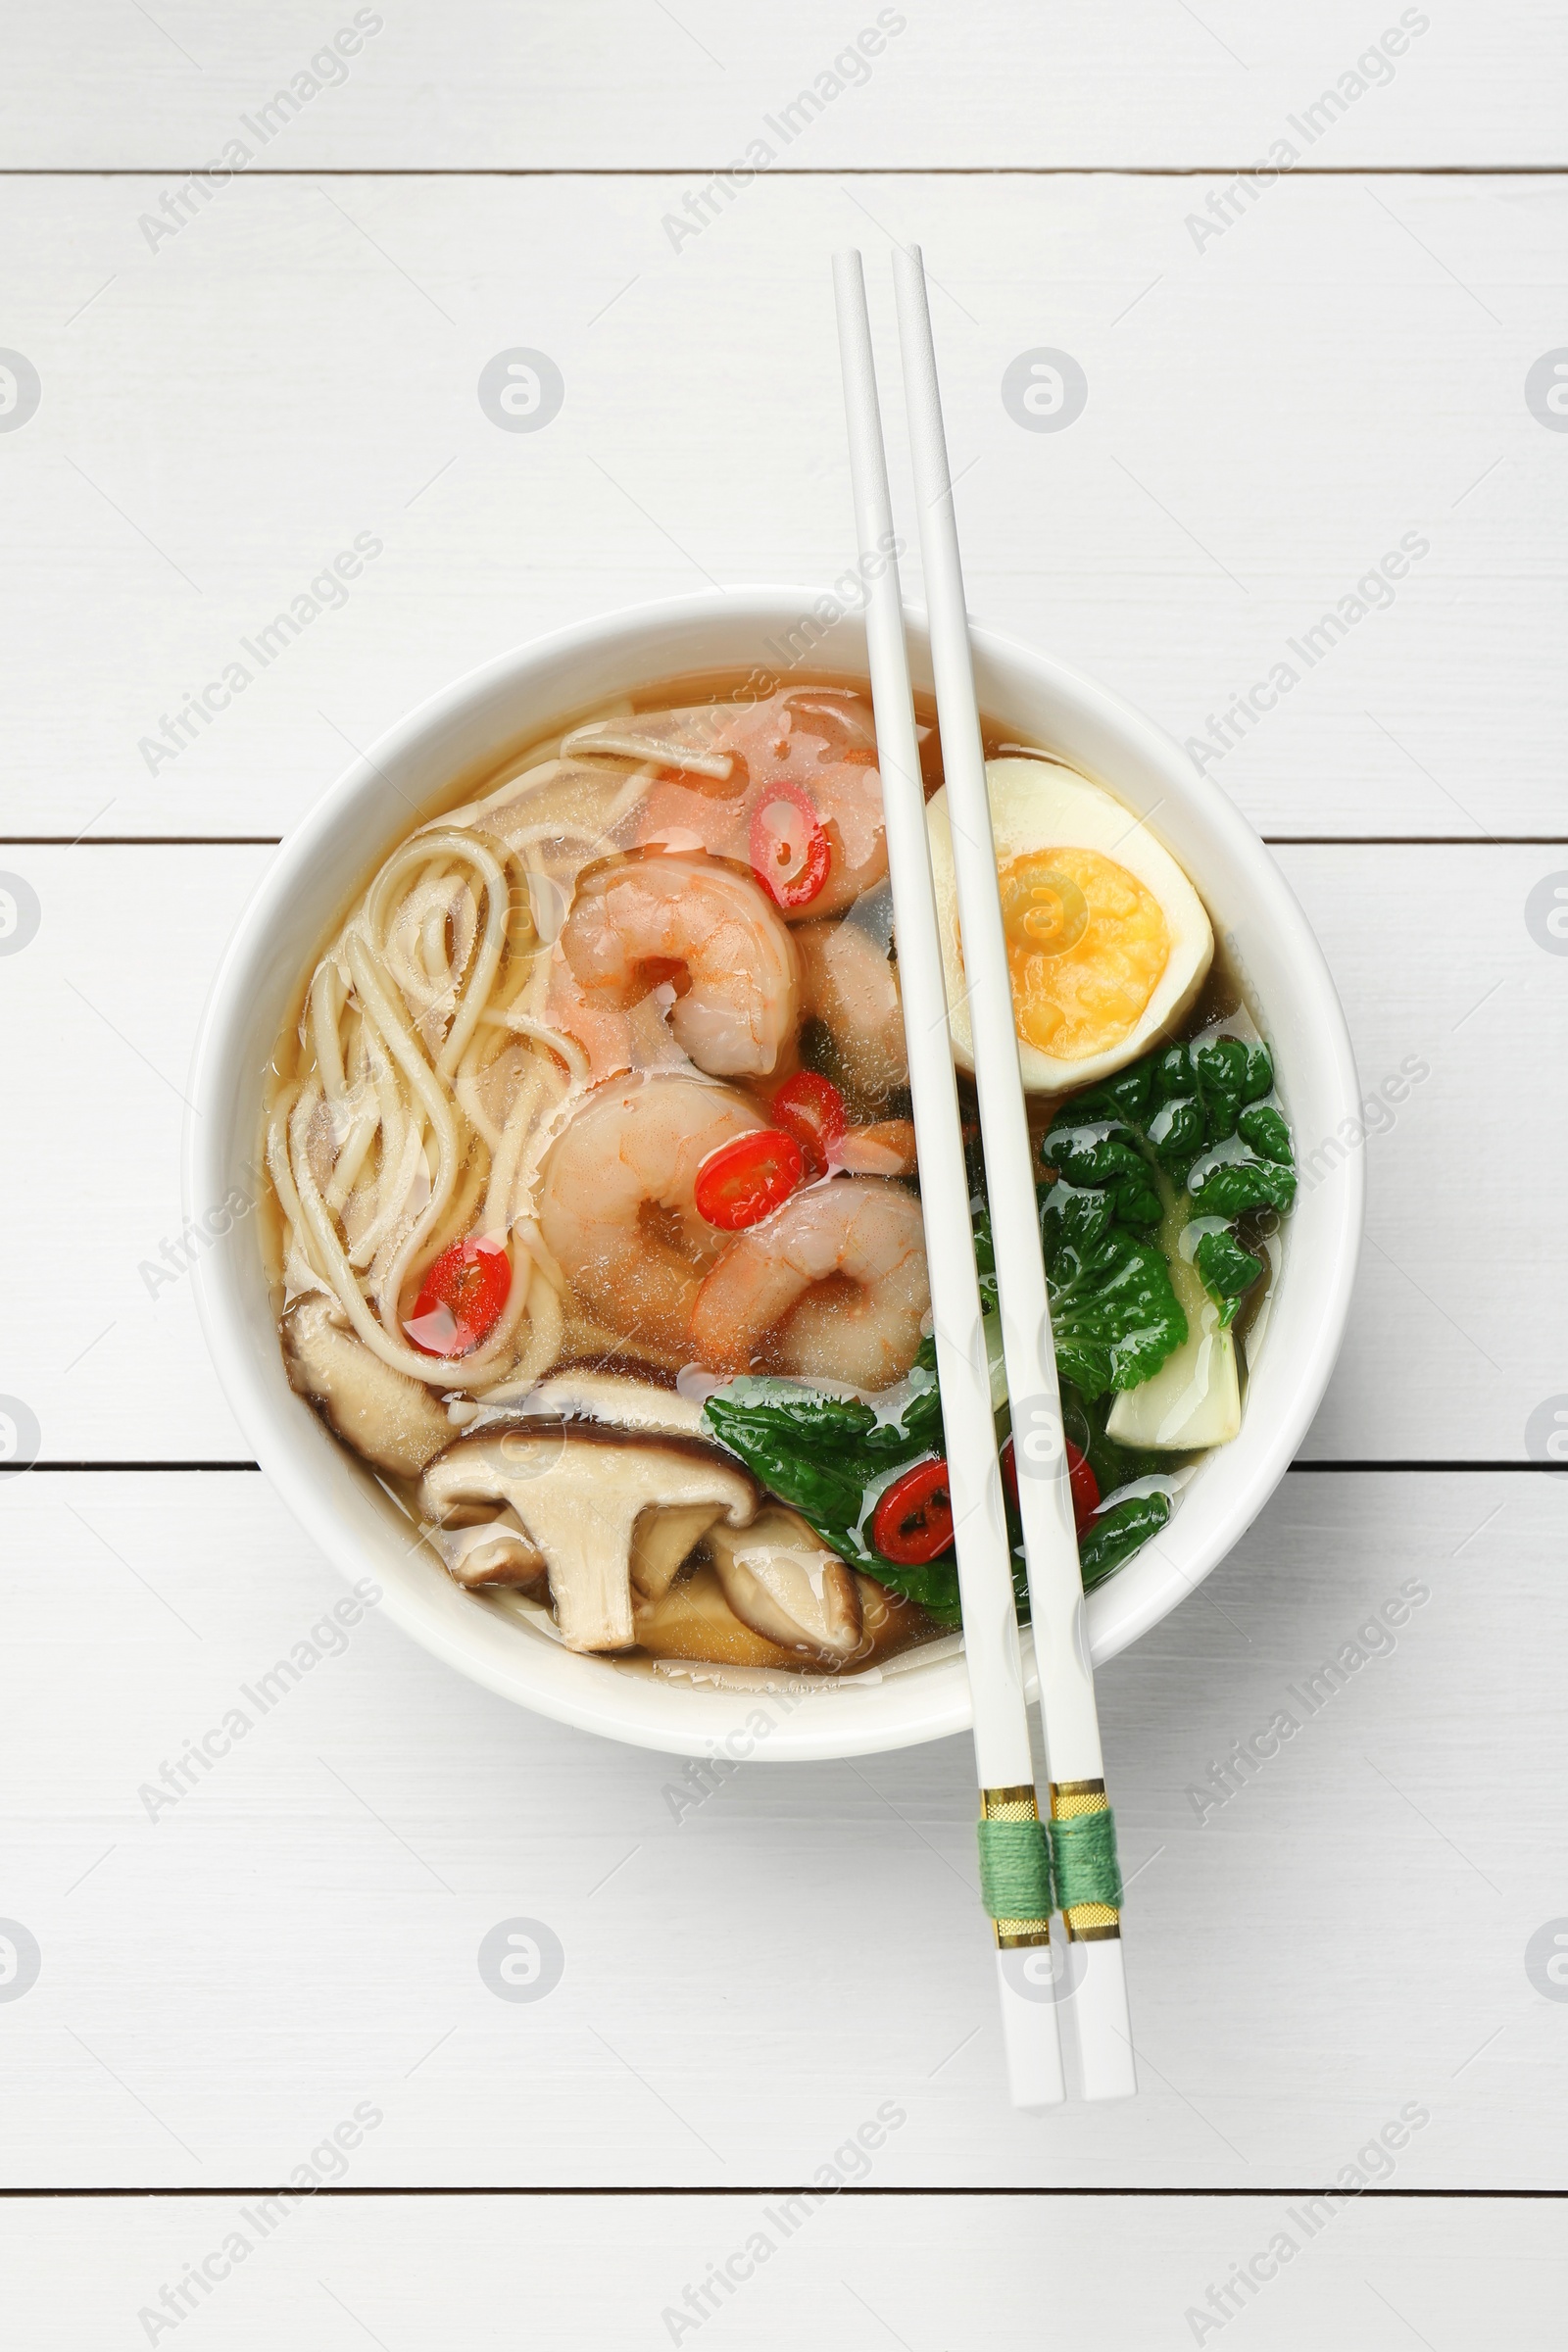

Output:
xmin=926 ymin=756 xmax=1215 ymax=1095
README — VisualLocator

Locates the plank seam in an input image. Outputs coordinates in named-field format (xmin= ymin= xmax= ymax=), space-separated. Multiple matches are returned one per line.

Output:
xmin=1 ymin=165 xmax=1564 ymax=178
xmin=0 ymin=2183 xmax=1561 ymax=2199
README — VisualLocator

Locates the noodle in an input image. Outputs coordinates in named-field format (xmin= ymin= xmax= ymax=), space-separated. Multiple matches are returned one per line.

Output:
xmin=268 ymin=781 xmax=607 ymax=1394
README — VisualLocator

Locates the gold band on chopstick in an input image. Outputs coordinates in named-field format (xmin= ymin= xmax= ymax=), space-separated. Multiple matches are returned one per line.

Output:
xmin=977 ymin=1786 xmax=1053 ymax=1948
xmin=984 ymin=1785 xmax=1039 ymax=1811
xmin=1051 ymin=1777 xmax=1110 ymax=1816
xmin=1049 ymin=1778 xmax=1123 ymax=1942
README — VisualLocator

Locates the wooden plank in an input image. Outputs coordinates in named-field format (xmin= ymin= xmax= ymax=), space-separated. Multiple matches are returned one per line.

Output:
xmin=1 ymin=2189 xmax=1561 ymax=2347
xmin=0 ymin=172 xmax=1560 ymax=841
xmin=4 ymin=840 xmax=1558 ymax=1466
xmin=1 ymin=847 xmax=262 ymax=1465
xmin=1281 ymin=845 xmax=1562 ymax=1463
xmin=4 ymin=2 xmax=1562 ymax=169
xmin=1 ymin=1468 xmax=1562 ymax=2189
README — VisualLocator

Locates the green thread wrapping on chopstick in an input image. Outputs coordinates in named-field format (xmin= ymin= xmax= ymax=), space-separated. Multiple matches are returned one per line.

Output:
xmin=1050 ymin=1806 xmax=1123 ymax=1911
xmin=976 ymin=1818 xmax=1054 ymax=1920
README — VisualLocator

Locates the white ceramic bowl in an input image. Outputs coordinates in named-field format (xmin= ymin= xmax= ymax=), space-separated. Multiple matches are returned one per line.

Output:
xmin=186 ymin=588 xmax=1362 ymax=1761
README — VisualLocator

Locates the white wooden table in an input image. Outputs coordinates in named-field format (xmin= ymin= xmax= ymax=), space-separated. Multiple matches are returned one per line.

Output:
xmin=3 ymin=7 xmax=1565 ymax=2343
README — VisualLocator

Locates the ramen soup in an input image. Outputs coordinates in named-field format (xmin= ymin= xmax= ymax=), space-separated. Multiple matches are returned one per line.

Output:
xmin=264 ymin=675 xmax=1297 ymax=1682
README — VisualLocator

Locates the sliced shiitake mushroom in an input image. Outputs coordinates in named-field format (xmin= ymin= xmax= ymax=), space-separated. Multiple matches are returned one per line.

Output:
xmin=428 ymin=1508 xmax=549 ymax=1594
xmin=505 ymin=1368 xmax=708 ymax=1440
xmin=283 ymin=1296 xmax=452 ymax=1477
xmin=419 ymin=1422 xmax=758 ymax=1652
xmin=706 ymin=1507 xmax=864 ymax=1662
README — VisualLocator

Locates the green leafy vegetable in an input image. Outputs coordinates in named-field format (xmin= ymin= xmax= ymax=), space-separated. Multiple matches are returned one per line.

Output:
xmin=1192 ymin=1226 xmax=1264 ymax=1330
xmin=1079 ymin=1492 xmax=1171 ymax=1588
xmin=1043 ymin=1035 xmax=1296 ymax=1329
xmin=1040 ymin=1184 xmax=1187 ymax=1398
xmin=974 ymin=1186 xmax=1186 ymax=1404
xmin=858 ymin=1554 xmax=966 ymax=1627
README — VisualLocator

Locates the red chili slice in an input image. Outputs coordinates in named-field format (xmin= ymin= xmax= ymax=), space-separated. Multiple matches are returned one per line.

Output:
xmin=873 ymin=1458 xmax=956 ymax=1565
xmin=1001 ymin=1436 xmax=1101 ymax=1534
xmin=769 ymin=1070 xmax=847 ymax=1176
xmin=405 ymin=1235 xmax=512 ymax=1357
xmin=693 ymin=1128 xmax=805 ymax=1231
xmin=750 ymin=781 xmax=830 ymax=909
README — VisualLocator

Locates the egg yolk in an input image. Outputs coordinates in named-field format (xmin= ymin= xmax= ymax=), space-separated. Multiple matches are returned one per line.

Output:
xmin=998 ymin=848 xmax=1170 ymax=1059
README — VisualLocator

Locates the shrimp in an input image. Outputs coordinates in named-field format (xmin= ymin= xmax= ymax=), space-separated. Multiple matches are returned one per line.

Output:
xmin=635 ymin=688 xmax=888 ymax=919
xmin=796 ymin=917 xmax=909 ymax=1101
xmin=537 ymin=1071 xmax=767 ymax=1355
xmin=836 ymin=1119 xmax=917 ymax=1177
xmin=690 ymin=1178 xmax=929 ymax=1392
xmin=549 ymin=853 xmax=801 ymax=1081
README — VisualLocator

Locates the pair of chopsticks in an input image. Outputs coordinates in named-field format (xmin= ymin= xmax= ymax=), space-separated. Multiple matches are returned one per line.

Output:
xmin=833 ymin=247 xmax=1136 ymax=2107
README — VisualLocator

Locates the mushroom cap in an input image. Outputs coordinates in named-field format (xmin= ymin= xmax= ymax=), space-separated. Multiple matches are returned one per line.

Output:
xmin=470 ymin=1367 xmax=708 ymax=1442
xmin=419 ymin=1422 xmax=759 ymax=1653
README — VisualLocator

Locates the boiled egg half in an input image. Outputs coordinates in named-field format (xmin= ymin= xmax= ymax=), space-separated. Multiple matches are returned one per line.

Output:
xmin=926 ymin=757 xmax=1214 ymax=1093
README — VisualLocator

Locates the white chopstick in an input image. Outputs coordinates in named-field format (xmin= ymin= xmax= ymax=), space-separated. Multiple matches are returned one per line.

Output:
xmin=891 ymin=242 xmax=1137 ymax=2103
xmin=834 ymin=250 xmax=1064 ymax=2112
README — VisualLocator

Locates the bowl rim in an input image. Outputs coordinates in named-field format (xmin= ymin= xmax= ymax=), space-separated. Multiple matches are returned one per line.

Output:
xmin=185 ymin=583 xmax=1363 ymax=1760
